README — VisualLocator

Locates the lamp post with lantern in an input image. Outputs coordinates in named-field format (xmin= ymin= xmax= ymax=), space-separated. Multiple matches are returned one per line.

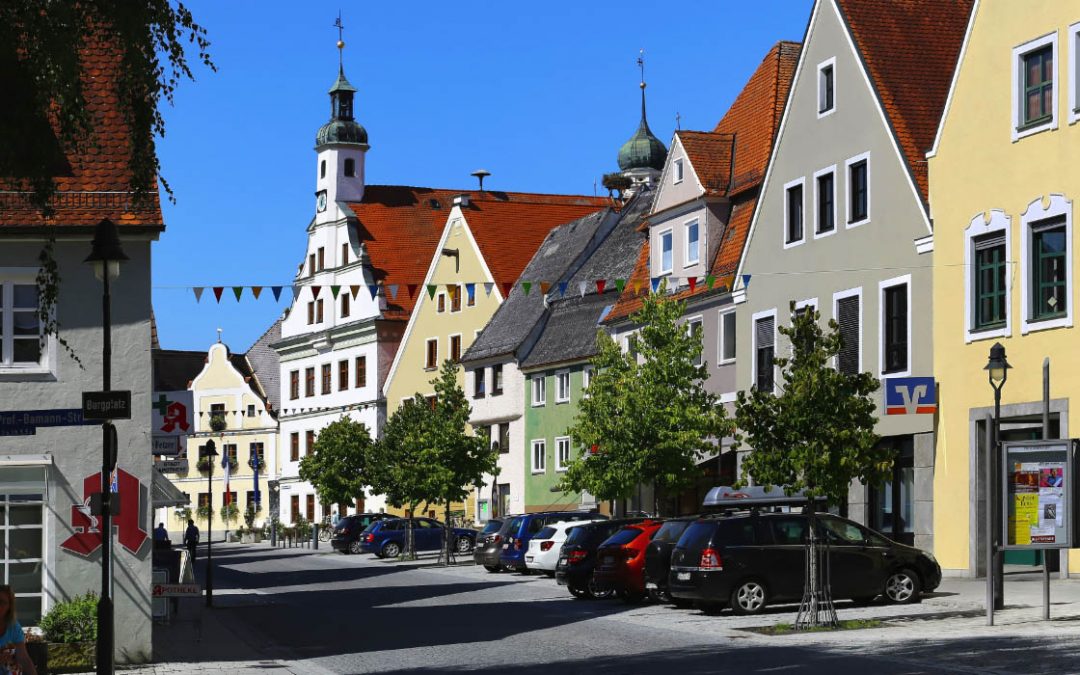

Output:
xmin=985 ymin=342 xmax=1011 ymax=615
xmin=202 ymin=439 xmax=218 ymax=607
xmin=84 ymin=217 xmax=127 ymax=675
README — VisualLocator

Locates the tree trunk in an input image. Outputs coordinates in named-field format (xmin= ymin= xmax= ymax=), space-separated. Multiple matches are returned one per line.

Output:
xmin=443 ymin=501 xmax=452 ymax=567
xmin=795 ymin=501 xmax=838 ymax=629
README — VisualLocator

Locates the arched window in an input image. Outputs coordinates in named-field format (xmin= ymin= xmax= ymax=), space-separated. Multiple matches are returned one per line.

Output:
xmin=344 ymin=158 xmax=355 ymax=178
xmin=320 ymin=160 xmax=326 ymax=179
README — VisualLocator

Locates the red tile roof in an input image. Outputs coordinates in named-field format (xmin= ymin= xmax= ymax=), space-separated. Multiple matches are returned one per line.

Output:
xmin=676 ymin=131 xmax=735 ymax=195
xmin=0 ymin=35 xmax=164 ymax=230
xmin=834 ymin=0 xmax=973 ymax=203
xmin=346 ymin=186 xmax=607 ymax=319
xmin=605 ymin=41 xmax=799 ymax=323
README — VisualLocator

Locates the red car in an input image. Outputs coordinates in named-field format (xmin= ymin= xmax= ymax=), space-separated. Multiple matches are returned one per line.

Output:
xmin=592 ymin=520 xmax=664 ymax=602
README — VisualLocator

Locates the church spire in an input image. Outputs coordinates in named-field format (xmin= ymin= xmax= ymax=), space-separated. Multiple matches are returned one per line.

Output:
xmin=617 ymin=49 xmax=667 ymax=174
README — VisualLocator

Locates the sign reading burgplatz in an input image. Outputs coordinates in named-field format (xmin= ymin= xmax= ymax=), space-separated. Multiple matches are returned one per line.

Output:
xmin=1003 ymin=440 xmax=1077 ymax=550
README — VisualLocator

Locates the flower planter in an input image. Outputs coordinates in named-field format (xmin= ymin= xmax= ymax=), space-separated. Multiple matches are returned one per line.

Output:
xmin=46 ymin=641 xmax=95 ymax=674
xmin=241 ymin=532 xmax=263 ymax=544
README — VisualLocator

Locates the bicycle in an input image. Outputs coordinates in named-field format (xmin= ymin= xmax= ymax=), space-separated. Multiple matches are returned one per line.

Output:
xmin=318 ymin=515 xmax=333 ymax=542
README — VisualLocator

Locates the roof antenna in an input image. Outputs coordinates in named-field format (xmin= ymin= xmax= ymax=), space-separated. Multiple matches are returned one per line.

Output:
xmin=216 ymin=327 xmax=223 ymax=344
xmin=471 ymin=169 xmax=491 ymax=191
xmin=676 ymin=111 xmax=682 ymax=130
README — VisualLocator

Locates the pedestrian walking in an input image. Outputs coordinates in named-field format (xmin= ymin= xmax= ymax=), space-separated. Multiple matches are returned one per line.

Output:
xmin=0 ymin=585 xmax=38 ymax=675
xmin=331 ymin=511 xmax=340 ymax=528
xmin=154 ymin=522 xmax=169 ymax=541
xmin=184 ymin=519 xmax=200 ymax=561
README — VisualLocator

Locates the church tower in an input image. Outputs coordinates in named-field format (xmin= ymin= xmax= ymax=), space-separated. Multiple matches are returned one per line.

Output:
xmin=314 ymin=24 xmax=368 ymax=223
xmin=617 ymin=51 xmax=667 ymax=195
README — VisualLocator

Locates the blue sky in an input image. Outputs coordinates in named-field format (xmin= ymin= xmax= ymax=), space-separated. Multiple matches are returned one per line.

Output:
xmin=154 ymin=0 xmax=812 ymax=353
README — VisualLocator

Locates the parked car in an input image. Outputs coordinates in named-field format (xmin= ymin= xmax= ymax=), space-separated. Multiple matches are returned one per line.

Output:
xmin=358 ymin=518 xmax=478 ymax=558
xmin=330 ymin=513 xmax=399 ymax=554
xmin=643 ymin=516 xmax=698 ymax=604
xmin=475 ymin=516 xmax=515 ymax=571
xmin=593 ymin=520 xmax=664 ymax=602
xmin=668 ymin=511 xmax=941 ymax=614
xmin=555 ymin=518 xmax=646 ymax=599
xmin=525 ymin=519 xmax=605 ymax=575
xmin=500 ymin=511 xmax=606 ymax=572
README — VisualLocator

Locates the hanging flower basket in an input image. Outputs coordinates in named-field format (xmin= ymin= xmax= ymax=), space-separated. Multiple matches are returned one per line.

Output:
xmin=208 ymin=414 xmax=227 ymax=432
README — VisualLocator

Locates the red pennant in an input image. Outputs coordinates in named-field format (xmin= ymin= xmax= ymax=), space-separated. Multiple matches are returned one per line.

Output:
xmin=310 ymin=285 xmax=321 ymax=299
xmin=212 ymin=287 xmax=224 ymax=303
xmin=407 ymin=284 xmax=418 ymax=299
xmin=688 ymin=277 xmax=698 ymax=292
xmin=501 ymin=281 xmax=514 ymax=298
xmin=596 ymin=280 xmax=606 ymax=294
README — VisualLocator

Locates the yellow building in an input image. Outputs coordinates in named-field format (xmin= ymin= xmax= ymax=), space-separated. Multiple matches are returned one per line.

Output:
xmin=928 ymin=0 xmax=1080 ymax=575
xmin=153 ymin=338 xmax=279 ymax=536
xmin=381 ymin=191 xmax=607 ymax=519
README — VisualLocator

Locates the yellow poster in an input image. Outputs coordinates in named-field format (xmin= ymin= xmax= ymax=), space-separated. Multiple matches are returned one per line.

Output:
xmin=1011 ymin=493 xmax=1039 ymax=545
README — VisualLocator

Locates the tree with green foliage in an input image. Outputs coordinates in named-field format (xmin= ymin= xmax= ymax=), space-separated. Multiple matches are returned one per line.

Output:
xmin=560 ymin=286 xmax=735 ymax=514
xmin=298 ymin=417 xmax=376 ymax=514
xmin=734 ymin=303 xmax=887 ymax=629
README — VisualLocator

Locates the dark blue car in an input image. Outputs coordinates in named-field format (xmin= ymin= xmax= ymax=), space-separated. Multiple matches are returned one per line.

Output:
xmin=359 ymin=517 xmax=477 ymax=558
xmin=499 ymin=511 xmax=606 ymax=571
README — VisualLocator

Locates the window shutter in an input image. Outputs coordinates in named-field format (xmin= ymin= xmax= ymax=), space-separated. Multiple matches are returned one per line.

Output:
xmin=837 ymin=296 xmax=860 ymax=374
xmin=755 ymin=316 xmax=775 ymax=348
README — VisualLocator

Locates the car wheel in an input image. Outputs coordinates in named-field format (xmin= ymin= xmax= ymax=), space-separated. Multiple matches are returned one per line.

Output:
xmin=729 ymin=579 xmax=768 ymax=615
xmin=587 ymin=574 xmax=613 ymax=600
xmin=381 ymin=541 xmax=402 ymax=559
xmin=483 ymin=565 xmax=502 ymax=573
xmin=884 ymin=568 xmax=921 ymax=604
xmin=456 ymin=536 xmax=474 ymax=554
xmin=569 ymin=584 xmax=588 ymax=599
xmin=348 ymin=541 xmax=362 ymax=555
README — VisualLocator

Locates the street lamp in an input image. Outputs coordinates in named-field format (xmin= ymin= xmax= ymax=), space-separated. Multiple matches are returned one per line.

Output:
xmin=84 ymin=217 xmax=127 ymax=675
xmin=202 ymin=439 xmax=218 ymax=607
xmin=984 ymin=342 xmax=1011 ymax=612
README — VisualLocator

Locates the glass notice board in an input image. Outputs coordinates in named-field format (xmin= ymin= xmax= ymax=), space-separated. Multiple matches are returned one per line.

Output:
xmin=1002 ymin=440 xmax=1073 ymax=550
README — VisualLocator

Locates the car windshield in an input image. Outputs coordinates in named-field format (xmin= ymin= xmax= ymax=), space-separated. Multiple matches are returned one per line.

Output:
xmin=534 ymin=526 xmax=556 ymax=540
xmin=601 ymin=527 xmax=642 ymax=547
xmin=653 ymin=520 xmax=692 ymax=543
xmin=479 ymin=520 xmax=503 ymax=535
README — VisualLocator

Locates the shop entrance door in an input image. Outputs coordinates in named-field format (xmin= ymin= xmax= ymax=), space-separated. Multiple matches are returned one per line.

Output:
xmin=871 ymin=438 xmax=914 ymax=546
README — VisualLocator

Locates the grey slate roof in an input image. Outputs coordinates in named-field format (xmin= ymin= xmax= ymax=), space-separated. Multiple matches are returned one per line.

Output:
xmin=518 ymin=295 xmax=611 ymax=370
xmin=461 ymin=209 xmax=612 ymax=363
xmin=245 ymin=316 xmax=283 ymax=413
xmin=568 ymin=189 xmax=652 ymax=290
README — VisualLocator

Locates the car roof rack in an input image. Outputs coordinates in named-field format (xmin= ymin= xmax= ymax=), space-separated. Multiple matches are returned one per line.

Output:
xmin=701 ymin=485 xmax=828 ymax=511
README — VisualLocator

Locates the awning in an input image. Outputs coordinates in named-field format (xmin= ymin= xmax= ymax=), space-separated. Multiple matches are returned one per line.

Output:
xmin=152 ymin=468 xmax=189 ymax=508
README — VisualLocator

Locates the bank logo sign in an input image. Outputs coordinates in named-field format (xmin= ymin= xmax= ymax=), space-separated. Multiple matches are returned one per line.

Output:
xmin=885 ymin=377 xmax=937 ymax=415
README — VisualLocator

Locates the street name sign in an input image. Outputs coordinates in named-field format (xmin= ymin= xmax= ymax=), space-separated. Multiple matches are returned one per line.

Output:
xmin=82 ymin=391 xmax=132 ymax=420
xmin=151 ymin=583 xmax=201 ymax=597
xmin=152 ymin=436 xmax=182 ymax=456
xmin=0 ymin=409 xmax=89 ymax=429
xmin=155 ymin=459 xmax=188 ymax=473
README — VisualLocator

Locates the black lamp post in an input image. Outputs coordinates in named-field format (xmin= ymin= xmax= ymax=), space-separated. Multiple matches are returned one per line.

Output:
xmin=84 ymin=218 xmax=127 ymax=675
xmin=202 ymin=439 xmax=218 ymax=607
xmin=985 ymin=342 xmax=1011 ymax=611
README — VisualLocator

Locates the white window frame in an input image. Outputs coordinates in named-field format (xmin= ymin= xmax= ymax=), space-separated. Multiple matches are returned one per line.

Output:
xmin=1012 ymin=32 xmax=1059 ymax=141
xmin=555 ymin=436 xmax=571 ymax=472
xmin=844 ymin=152 xmax=871 ymax=228
xmin=750 ymin=308 xmax=778 ymax=394
xmin=1020 ymin=194 xmax=1074 ymax=334
xmin=817 ymin=57 xmax=837 ymax=119
xmin=1070 ymin=22 xmax=1080 ymax=126
xmin=555 ymin=370 xmax=571 ymax=403
xmin=531 ymin=439 xmax=547 ymax=474
xmin=582 ymin=366 xmax=594 ymax=396
xmin=0 ymin=490 xmax=46 ymax=621
xmin=0 ymin=270 xmax=55 ymax=376
xmin=674 ymin=158 xmax=685 ymax=184
xmin=684 ymin=218 xmax=701 ymax=267
xmin=832 ymin=287 xmax=863 ymax=373
xmin=448 ymin=332 xmax=463 ymax=363
xmin=964 ymin=210 xmax=1013 ymax=343
xmin=782 ymin=177 xmax=806 ymax=249
xmin=717 ymin=308 xmax=736 ymax=365
xmin=813 ymin=165 xmax=838 ymax=239
xmin=658 ymin=228 xmax=674 ymax=275
xmin=878 ymin=275 xmax=912 ymax=378
xmin=531 ymin=375 xmax=546 ymax=407
xmin=449 ymin=284 xmax=463 ymax=314
xmin=685 ymin=315 xmax=704 ymax=366
xmin=436 ymin=292 xmax=447 ymax=313
xmin=424 ymin=338 xmax=438 ymax=370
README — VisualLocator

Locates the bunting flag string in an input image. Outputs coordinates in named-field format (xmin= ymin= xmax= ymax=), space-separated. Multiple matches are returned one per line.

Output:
xmin=741 ymin=274 xmax=752 ymax=288
xmin=271 ymin=286 xmax=283 ymax=301
xmin=596 ymin=279 xmax=607 ymax=294
xmin=501 ymin=281 xmax=514 ymax=298
xmin=521 ymin=281 xmax=532 ymax=296
xmin=350 ymin=285 xmax=361 ymax=300
xmin=578 ymin=281 xmax=587 ymax=297
xmin=388 ymin=284 xmax=399 ymax=300
xmin=311 ymin=285 xmax=321 ymax=299
xmin=330 ymin=286 xmax=341 ymax=299
xmin=366 ymin=284 xmax=378 ymax=300
xmin=464 ymin=283 xmax=476 ymax=303
xmin=558 ymin=281 xmax=568 ymax=297
xmin=631 ymin=279 xmax=642 ymax=294
xmin=688 ymin=277 xmax=698 ymax=293
xmin=292 ymin=285 xmax=301 ymax=301
xmin=705 ymin=274 xmax=716 ymax=289
xmin=193 ymin=287 xmax=204 ymax=302
xmin=651 ymin=277 xmax=662 ymax=293
xmin=614 ymin=279 xmax=626 ymax=294
xmin=232 ymin=286 xmax=243 ymax=301
xmin=483 ymin=282 xmax=494 ymax=297
xmin=407 ymin=284 xmax=418 ymax=299
xmin=251 ymin=286 xmax=263 ymax=300
xmin=425 ymin=284 xmax=437 ymax=300
xmin=212 ymin=287 xmax=224 ymax=303
xmin=539 ymin=281 xmax=551 ymax=295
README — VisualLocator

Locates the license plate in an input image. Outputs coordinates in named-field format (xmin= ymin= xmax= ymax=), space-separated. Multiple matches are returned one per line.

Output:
xmin=558 ymin=558 xmax=567 ymax=566
xmin=526 ymin=556 xmax=534 ymax=562
xmin=677 ymin=572 xmax=691 ymax=581
xmin=645 ymin=582 xmax=658 ymax=590
xmin=502 ymin=543 xmax=509 ymax=550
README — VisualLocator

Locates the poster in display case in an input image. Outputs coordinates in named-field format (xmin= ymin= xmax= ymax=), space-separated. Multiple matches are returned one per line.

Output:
xmin=1002 ymin=440 xmax=1074 ymax=550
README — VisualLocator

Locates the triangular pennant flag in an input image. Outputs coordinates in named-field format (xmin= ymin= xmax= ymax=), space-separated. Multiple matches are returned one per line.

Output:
xmin=705 ymin=274 xmax=716 ymax=289
xmin=311 ymin=285 xmax=321 ymax=299
xmin=614 ymin=279 xmax=626 ymax=293
xmin=330 ymin=286 xmax=341 ymax=299
xmin=193 ymin=287 xmax=204 ymax=303
xmin=578 ymin=281 xmax=587 ymax=297
xmin=521 ymin=281 xmax=532 ymax=296
xmin=558 ymin=281 xmax=568 ymax=297
xmin=407 ymin=284 xmax=418 ymax=298
xmin=426 ymin=284 xmax=437 ymax=300
xmin=464 ymin=283 xmax=476 ymax=303
xmin=212 ymin=287 xmax=224 ymax=303
xmin=688 ymin=277 xmax=698 ymax=292
xmin=650 ymin=277 xmax=661 ymax=293
xmin=539 ymin=282 xmax=551 ymax=295
xmin=271 ymin=286 xmax=283 ymax=301
xmin=367 ymin=284 xmax=379 ymax=300
xmin=483 ymin=282 xmax=495 ymax=297
xmin=632 ymin=280 xmax=642 ymax=294
xmin=232 ymin=287 xmax=243 ymax=301
xmin=291 ymin=285 xmax=301 ymax=300
xmin=741 ymin=274 xmax=752 ymax=289
xmin=349 ymin=285 xmax=361 ymax=299
xmin=501 ymin=281 xmax=514 ymax=297
xmin=388 ymin=284 xmax=399 ymax=300
xmin=596 ymin=279 xmax=606 ymax=294
xmin=251 ymin=286 xmax=263 ymax=300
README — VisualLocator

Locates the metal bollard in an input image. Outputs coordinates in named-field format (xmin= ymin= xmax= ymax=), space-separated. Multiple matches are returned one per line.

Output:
xmin=312 ymin=524 xmax=318 ymax=550
xmin=270 ymin=523 xmax=277 ymax=547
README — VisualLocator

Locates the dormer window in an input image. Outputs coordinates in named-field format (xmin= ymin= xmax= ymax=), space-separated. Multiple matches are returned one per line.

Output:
xmin=674 ymin=159 xmax=684 ymax=184
xmin=344 ymin=158 xmax=355 ymax=177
